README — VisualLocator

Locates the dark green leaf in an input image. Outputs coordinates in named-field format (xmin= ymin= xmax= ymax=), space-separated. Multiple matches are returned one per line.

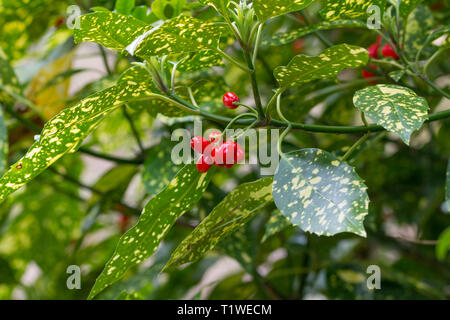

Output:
xmin=274 ymin=44 xmax=369 ymax=88
xmin=273 ymin=149 xmax=369 ymax=237
xmin=165 ymin=177 xmax=273 ymax=269
xmin=88 ymin=164 xmax=213 ymax=299
xmin=353 ymin=85 xmax=429 ymax=145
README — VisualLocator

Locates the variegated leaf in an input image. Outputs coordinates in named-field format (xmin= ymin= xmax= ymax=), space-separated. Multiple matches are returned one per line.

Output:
xmin=253 ymin=0 xmax=314 ymax=22
xmin=0 ymin=107 xmax=7 ymax=174
xmin=274 ymin=44 xmax=369 ymax=88
xmin=353 ymin=85 xmax=429 ymax=145
xmin=262 ymin=20 xmax=367 ymax=48
xmin=164 ymin=177 xmax=273 ymax=269
xmin=198 ymin=0 xmax=230 ymax=15
xmin=395 ymin=0 xmax=423 ymax=19
xmin=133 ymin=15 xmax=229 ymax=59
xmin=74 ymin=12 xmax=151 ymax=52
xmin=262 ymin=210 xmax=293 ymax=242
xmin=0 ymin=47 xmax=22 ymax=106
xmin=88 ymin=164 xmax=213 ymax=299
xmin=273 ymin=149 xmax=369 ymax=237
xmin=403 ymin=5 xmax=434 ymax=60
xmin=177 ymin=50 xmax=224 ymax=72
xmin=0 ymin=67 xmax=158 ymax=203
xmin=321 ymin=0 xmax=386 ymax=21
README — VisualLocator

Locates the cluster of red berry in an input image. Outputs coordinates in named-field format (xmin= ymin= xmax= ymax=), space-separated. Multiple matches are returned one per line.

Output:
xmin=363 ymin=37 xmax=399 ymax=83
xmin=192 ymin=92 xmax=245 ymax=172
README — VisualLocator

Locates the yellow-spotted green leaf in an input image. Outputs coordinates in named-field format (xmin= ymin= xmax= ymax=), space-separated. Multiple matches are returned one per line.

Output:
xmin=0 ymin=108 xmax=7 ymax=174
xmin=273 ymin=149 xmax=369 ymax=237
xmin=262 ymin=210 xmax=293 ymax=242
xmin=115 ymin=0 xmax=135 ymax=15
xmin=253 ymin=0 xmax=314 ymax=22
xmin=164 ymin=177 xmax=273 ymax=269
xmin=88 ymin=164 xmax=213 ymax=299
xmin=395 ymin=0 xmax=423 ymax=19
xmin=74 ymin=12 xmax=151 ymax=52
xmin=177 ymin=50 xmax=224 ymax=72
xmin=274 ymin=44 xmax=369 ymax=88
xmin=141 ymin=138 xmax=183 ymax=196
xmin=198 ymin=0 xmax=230 ymax=15
xmin=321 ymin=0 xmax=386 ymax=21
xmin=261 ymin=20 xmax=367 ymax=48
xmin=133 ymin=15 xmax=229 ymax=59
xmin=353 ymin=85 xmax=429 ymax=145
xmin=403 ymin=5 xmax=434 ymax=60
xmin=436 ymin=227 xmax=450 ymax=261
xmin=0 ymin=66 xmax=158 ymax=203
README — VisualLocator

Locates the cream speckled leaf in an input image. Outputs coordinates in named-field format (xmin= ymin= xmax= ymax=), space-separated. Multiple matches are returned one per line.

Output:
xmin=177 ymin=50 xmax=223 ymax=72
xmin=321 ymin=0 xmax=385 ymax=21
xmin=0 ymin=108 xmax=7 ymax=174
xmin=0 ymin=47 xmax=22 ymax=106
xmin=0 ymin=66 xmax=157 ymax=202
xmin=262 ymin=20 xmax=366 ymax=48
xmin=273 ymin=149 xmax=369 ymax=237
xmin=274 ymin=44 xmax=369 ymax=88
xmin=403 ymin=5 xmax=434 ymax=60
xmin=262 ymin=210 xmax=293 ymax=242
xmin=134 ymin=15 xmax=229 ymax=59
xmin=253 ymin=0 xmax=314 ymax=22
xmin=165 ymin=177 xmax=273 ymax=269
xmin=353 ymin=85 xmax=429 ymax=145
xmin=89 ymin=165 xmax=213 ymax=299
xmin=74 ymin=12 xmax=151 ymax=52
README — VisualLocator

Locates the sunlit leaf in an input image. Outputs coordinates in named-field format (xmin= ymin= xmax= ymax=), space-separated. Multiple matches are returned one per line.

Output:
xmin=115 ymin=0 xmax=136 ymax=15
xmin=0 ymin=67 xmax=157 ymax=202
xmin=321 ymin=0 xmax=385 ymax=21
xmin=274 ymin=44 xmax=369 ymax=88
xmin=273 ymin=149 xmax=369 ymax=237
xmin=165 ymin=177 xmax=273 ymax=269
xmin=152 ymin=0 xmax=187 ymax=20
xmin=253 ymin=0 xmax=314 ymax=22
xmin=353 ymin=85 xmax=429 ymax=145
xmin=262 ymin=20 xmax=366 ymax=48
xmin=88 ymin=164 xmax=213 ymax=299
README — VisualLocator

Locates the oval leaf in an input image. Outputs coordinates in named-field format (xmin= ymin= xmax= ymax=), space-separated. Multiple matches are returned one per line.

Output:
xmin=273 ymin=149 xmax=369 ymax=237
xmin=353 ymin=84 xmax=429 ymax=145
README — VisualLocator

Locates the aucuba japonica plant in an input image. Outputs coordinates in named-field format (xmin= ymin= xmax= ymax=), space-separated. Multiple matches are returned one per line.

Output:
xmin=0 ymin=0 xmax=449 ymax=300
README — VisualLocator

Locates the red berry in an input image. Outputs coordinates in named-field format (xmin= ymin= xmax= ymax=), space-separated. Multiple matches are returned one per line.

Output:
xmin=381 ymin=44 xmax=399 ymax=60
xmin=367 ymin=36 xmax=382 ymax=58
xmin=292 ymin=38 xmax=304 ymax=55
xmin=208 ymin=131 xmax=222 ymax=144
xmin=213 ymin=141 xmax=244 ymax=167
xmin=196 ymin=155 xmax=212 ymax=172
xmin=118 ymin=214 xmax=130 ymax=233
xmin=55 ymin=17 xmax=65 ymax=28
xmin=223 ymin=92 xmax=240 ymax=109
xmin=191 ymin=137 xmax=211 ymax=154
xmin=362 ymin=65 xmax=377 ymax=85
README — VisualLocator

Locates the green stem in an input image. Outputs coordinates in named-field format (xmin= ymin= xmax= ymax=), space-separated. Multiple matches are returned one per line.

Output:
xmin=122 ymin=105 xmax=145 ymax=155
xmin=215 ymin=48 xmax=251 ymax=73
xmin=98 ymin=44 xmax=112 ymax=76
xmin=243 ymin=50 xmax=264 ymax=118
xmin=341 ymin=133 xmax=371 ymax=162
xmin=423 ymin=48 xmax=445 ymax=76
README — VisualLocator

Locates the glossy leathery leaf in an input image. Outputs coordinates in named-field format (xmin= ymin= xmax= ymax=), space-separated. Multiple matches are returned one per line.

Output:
xmin=0 ymin=67 xmax=157 ymax=203
xmin=321 ymin=0 xmax=385 ymax=21
xmin=88 ymin=164 xmax=213 ymax=299
xmin=273 ymin=149 xmax=369 ymax=237
xmin=133 ymin=15 xmax=229 ymax=59
xmin=253 ymin=0 xmax=314 ymax=22
xmin=353 ymin=85 xmax=429 ymax=145
xmin=274 ymin=44 xmax=369 ymax=88
xmin=262 ymin=20 xmax=366 ymax=48
xmin=164 ymin=177 xmax=273 ymax=269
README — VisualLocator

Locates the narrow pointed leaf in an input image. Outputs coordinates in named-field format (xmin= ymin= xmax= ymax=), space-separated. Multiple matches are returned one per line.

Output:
xmin=0 ymin=67 xmax=157 ymax=202
xmin=88 ymin=165 xmax=213 ymax=299
xmin=74 ymin=12 xmax=151 ymax=52
xmin=321 ymin=0 xmax=386 ymax=21
xmin=165 ymin=177 xmax=273 ymax=269
xmin=353 ymin=85 xmax=429 ymax=145
xmin=274 ymin=44 xmax=369 ymax=88
xmin=253 ymin=0 xmax=314 ymax=22
xmin=273 ymin=149 xmax=369 ymax=237
xmin=262 ymin=20 xmax=367 ymax=48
